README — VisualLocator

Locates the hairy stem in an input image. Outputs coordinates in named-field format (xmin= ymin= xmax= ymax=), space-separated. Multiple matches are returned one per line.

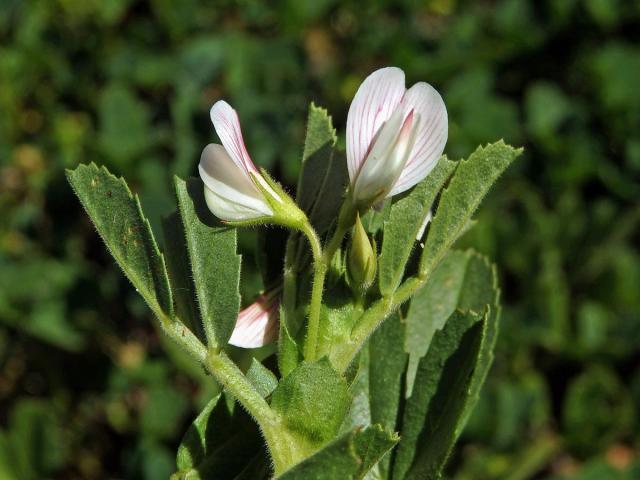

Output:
xmin=205 ymin=351 xmax=278 ymax=423
xmin=283 ymin=236 xmax=298 ymax=318
xmin=300 ymin=221 xmax=325 ymax=361
xmin=335 ymin=274 xmax=427 ymax=373
xmin=158 ymin=309 xmax=306 ymax=474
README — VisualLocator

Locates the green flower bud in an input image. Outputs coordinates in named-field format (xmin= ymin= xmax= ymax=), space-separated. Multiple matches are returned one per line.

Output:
xmin=348 ymin=213 xmax=377 ymax=291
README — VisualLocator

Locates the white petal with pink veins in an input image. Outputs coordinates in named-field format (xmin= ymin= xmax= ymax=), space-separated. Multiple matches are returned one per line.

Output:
xmin=388 ymin=82 xmax=448 ymax=197
xmin=199 ymin=143 xmax=273 ymax=221
xmin=353 ymin=108 xmax=420 ymax=203
xmin=346 ymin=67 xmax=406 ymax=181
xmin=210 ymin=100 xmax=257 ymax=173
xmin=228 ymin=295 xmax=279 ymax=348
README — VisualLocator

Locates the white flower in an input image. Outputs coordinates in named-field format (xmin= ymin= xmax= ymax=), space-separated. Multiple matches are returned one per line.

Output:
xmin=347 ymin=67 xmax=448 ymax=205
xmin=199 ymin=100 xmax=282 ymax=222
xmin=228 ymin=291 xmax=279 ymax=348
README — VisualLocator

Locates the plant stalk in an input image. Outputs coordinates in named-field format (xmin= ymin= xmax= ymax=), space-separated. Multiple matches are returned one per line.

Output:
xmin=300 ymin=221 xmax=325 ymax=361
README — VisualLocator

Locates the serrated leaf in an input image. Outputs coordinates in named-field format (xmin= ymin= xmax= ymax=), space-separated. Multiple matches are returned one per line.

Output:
xmin=246 ymin=358 xmax=278 ymax=398
xmin=420 ymin=141 xmax=521 ymax=276
xmin=296 ymin=103 xmax=348 ymax=235
xmin=66 ymin=163 xmax=172 ymax=319
xmin=162 ymin=212 xmax=202 ymax=338
xmin=393 ymin=311 xmax=486 ymax=480
xmin=176 ymin=394 xmax=222 ymax=471
xmin=174 ymin=177 xmax=241 ymax=348
xmin=175 ymin=394 xmax=264 ymax=479
xmin=271 ymin=358 xmax=351 ymax=448
xmin=378 ymin=157 xmax=457 ymax=296
xmin=277 ymin=425 xmax=398 ymax=480
xmin=368 ymin=312 xmax=407 ymax=478
xmin=405 ymin=250 xmax=498 ymax=395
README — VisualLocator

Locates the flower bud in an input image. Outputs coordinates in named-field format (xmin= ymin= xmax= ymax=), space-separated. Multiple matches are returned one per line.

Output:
xmin=200 ymin=100 xmax=307 ymax=229
xmin=347 ymin=214 xmax=377 ymax=291
xmin=228 ymin=289 xmax=280 ymax=348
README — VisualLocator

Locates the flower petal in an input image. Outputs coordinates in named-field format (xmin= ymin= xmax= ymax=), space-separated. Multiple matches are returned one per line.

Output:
xmin=210 ymin=100 xmax=257 ymax=173
xmin=353 ymin=107 xmax=414 ymax=203
xmin=199 ymin=143 xmax=273 ymax=221
xmin=346 ymin=67 xmax=406 ymax=182
xmin=228 ymin=295 xmax=279 ymax=348
xmin=388 ymin=82 xmax=448 ymax=197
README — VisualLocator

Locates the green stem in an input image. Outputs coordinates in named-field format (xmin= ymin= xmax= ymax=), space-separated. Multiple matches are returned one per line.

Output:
xmin=205 ymin=350 xmax=279 ymax=425
xmin=335 ymin=275 xmax=426 ymax=373
xmin=303 ymin=198 xmax=357 ymax=361
xmin=157 ymin=313 xmax=208 ymax=364
xmin=205 ymin=350 xmax=300 ymax=474
xmin=283 ymin=236 xmax=298 ymax=317
xmin=158 ymin=310 xmax=303 ymax=474
xmin=300 ymin=221 xmax=325 ymax=361
xmin=158 ymin=311 xmax=277 ymax=426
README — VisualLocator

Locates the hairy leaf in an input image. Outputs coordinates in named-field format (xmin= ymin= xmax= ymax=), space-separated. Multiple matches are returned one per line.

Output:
xmin=296 ymin=103 xmax=348 ymax=235
xmin=278 ymin=425 xmax=398 ymax=480
xmin=162 ymin=212 xmax=201 ymax=338
xmin=175 ymin=394 xmax=263 ymax=479
xmin=393 ymin=311 xmax=486 ymax=480
xmin=271 ymin=358 xmax=351 ymax=446
xmin=66 ymin=163 xmax=173 ymax=318
xmin=246 ymin=358 xmax=278 ymax=398
xmin=420 ymin=141 xmax=521 ymax=276
xmin=174 ymin=177 xmax=241 ymax=348
xmin=405 ymin=250 xmax=498 ymax=394
xmin=278 ymin=318 xmax=301 ymax=379
xmin=379 ymin=157 xmax=456 ymax=296
xmin=368 ymin=312 xmax=407 ymax=478
xmin=176 ymin=394 xmax=222 ymax=471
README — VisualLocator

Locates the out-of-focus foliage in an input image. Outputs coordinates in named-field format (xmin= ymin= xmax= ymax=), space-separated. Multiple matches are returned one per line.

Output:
xmin=0 ymin=0 xmax=639 ymax=478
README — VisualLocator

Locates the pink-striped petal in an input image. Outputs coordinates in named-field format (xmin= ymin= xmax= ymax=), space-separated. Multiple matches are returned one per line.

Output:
xmin=388 ymin=82 xmax=448 ymax=197
xmin=199 ymin=143 xmax=274 ymax=221
xmin=228 ymin=294 xmax=279 ymax=348
xmin=346 ymin=67 xmax=406 ymax=182
xmin=210 ymin=100 xmax=257 ymax=174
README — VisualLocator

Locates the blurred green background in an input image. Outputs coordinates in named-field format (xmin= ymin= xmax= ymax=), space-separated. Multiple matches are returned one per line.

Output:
xmin=1 ymin=0 xmax=639 ymax=478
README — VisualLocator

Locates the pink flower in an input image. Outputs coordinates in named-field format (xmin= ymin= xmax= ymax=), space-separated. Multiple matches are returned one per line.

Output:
xmin=228 ymin=291 xmax=279 ymax=348
xmin=347 ymin=67 xmax=448 ymax=205
xmin=199 ymin=101 xmax=282 ymax=222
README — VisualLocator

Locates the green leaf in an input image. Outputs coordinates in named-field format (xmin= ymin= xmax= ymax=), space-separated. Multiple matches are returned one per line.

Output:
xmin=271 ymin=358 xmax=351 ymax=447
xmin=316 ymin=284 xmax=360 ymax=364
xmin=162 ymin=212 xmax=201 ymax=338
xmin=66 ymin=163 xmax=173 ymax=319
xmin=393 ymin=310 xmax=486 ymax=480
xmin=420 ymin=141 xmax=521 ymax=276
xmin=368 ymin=312 xmax=407 ymax=478
xmin=176 ymin=393 xmax=265 ymax=479
xmin=174 ymin=177 xmax=241 ymax=348
xmin=378 ymin=157 xmax=457 ymax=296
xmin=246 ymin=358 xmax=278 ymax=398
xmin=176 ymin=394 xmax=221 ymax=471
xmin=342 ymin=348 xmax=372 ymax=433
xmin=278 ymin=318 xmax=302 ymax=379
xmin=296 ymin=103 xmax=348 ymax=235
xmin=277 ymin=425 xmax=398 ymax=480
xmin=405 ymin=250 xmax=498 ymax=395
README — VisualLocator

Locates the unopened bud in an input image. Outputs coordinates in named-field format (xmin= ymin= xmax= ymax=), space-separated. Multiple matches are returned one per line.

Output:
xmin=348 ymin=214 xmax=377 ymax=291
